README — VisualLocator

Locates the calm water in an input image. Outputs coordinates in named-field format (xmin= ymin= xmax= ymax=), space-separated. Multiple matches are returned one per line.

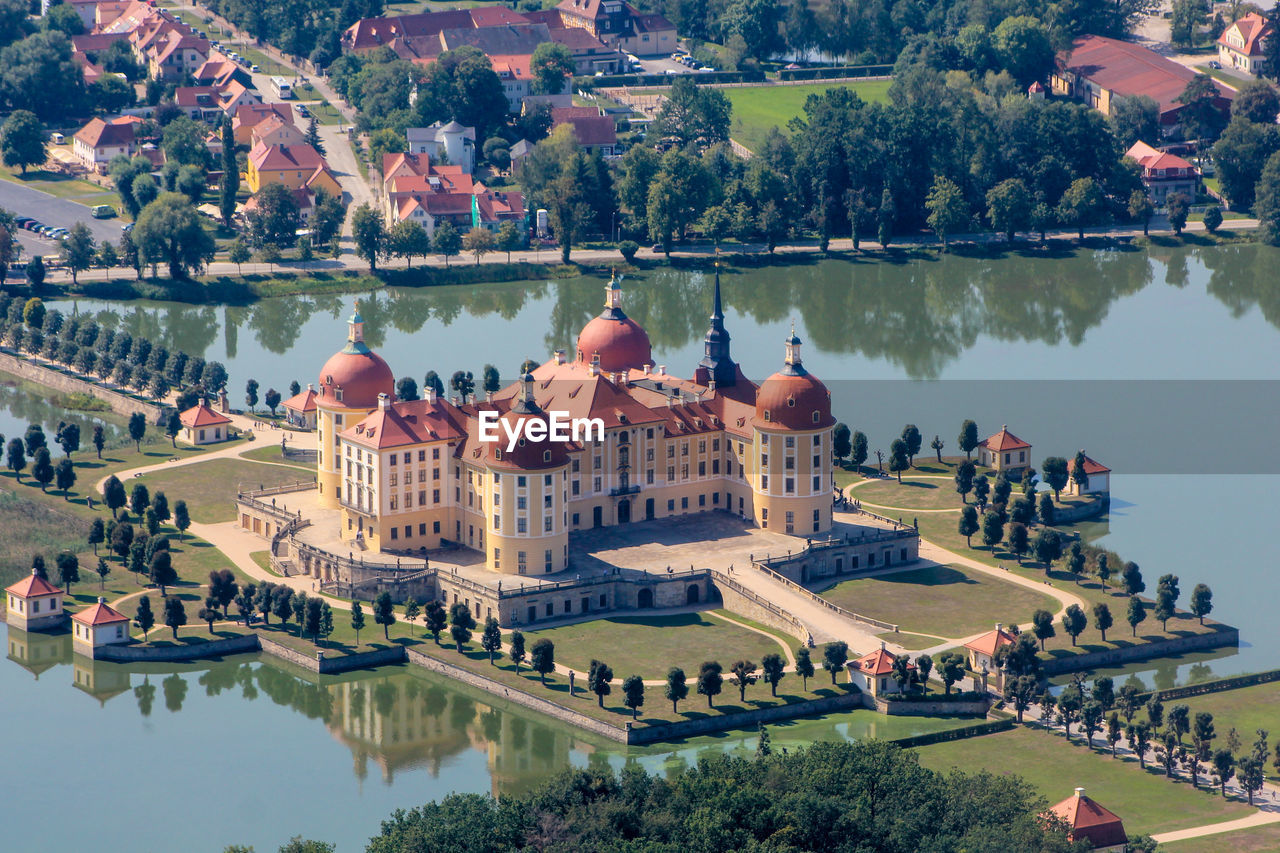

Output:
xmin=3 ymin=244 xmax=1280 ymax=849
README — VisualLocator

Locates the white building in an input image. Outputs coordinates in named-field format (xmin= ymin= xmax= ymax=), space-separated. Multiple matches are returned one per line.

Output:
xmin=406 ymin=121 xmax=476 ymax=173
xmin=5 ymin=570 xmax=65 ymax=632
xmin=1067 ymin=453 xmax=1111 ymax=496
xmin=71 ymin=597 xmax=131 ymax=652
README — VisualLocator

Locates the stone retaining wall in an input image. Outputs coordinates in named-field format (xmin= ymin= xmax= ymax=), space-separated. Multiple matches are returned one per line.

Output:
xmin=258 ymin=635 xmax=408 ymax=673
xmin=1051 ymin=496 xmax=1108 ymax=524
xmin=0 ymin=351 xmax=166 ymax=423
xmin=626 ymin=692 xmax=866 ymax=744
xmin=1041 ymin=627 xmax=1239 ymax=676
xmin=873 ymin=695 xmax=991 ymax=716
xmin=711 ymin=576 xmax=809 ymax=642
xmin=90 ymin=633 xmax=260 ymax=661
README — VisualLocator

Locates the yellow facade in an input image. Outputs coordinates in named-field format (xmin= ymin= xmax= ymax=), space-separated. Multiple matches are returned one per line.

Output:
xmin=750 ymin=425 xmax=834 ymax=535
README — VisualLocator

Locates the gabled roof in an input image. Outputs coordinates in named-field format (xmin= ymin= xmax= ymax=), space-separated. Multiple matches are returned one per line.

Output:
xmin=180 ymin=402 xmax=232 ymax=428
xmin=74 ymin=117 xmax=135 ymax=149
xmin=1048 ymin=789 xmax=1127 ymax=848
xmin=964 ymin=625 xmax=1017 ymax=657
xmin=1219 ymin=12 xmax=1272 ymax=57
xmin=1077 ymin=453 xmax=1110 ymax=475
xmin=1125 ymin=140 xmax=1196 ymax=174
xmin=850 ymin=646 xmax=908 ymax=677
xmin=72 ymin=599 xmax=130 ymax=626
xmin=555 ymin=114 xmax=617 ymax=147
xmin=6 ymin=570 xmax=62 ymax=598
xmin=979 ymin=425 xmax=1030 ymax=452
xmin=342 ymin=398 xmax=469 ymax=450
xmin=283 ymin=387 xmax=318 ymax=413
xmin=1060 ymin=35 xmax=1232 ymax=114
xmin=249 ymin=142 xmax=327 ymax=173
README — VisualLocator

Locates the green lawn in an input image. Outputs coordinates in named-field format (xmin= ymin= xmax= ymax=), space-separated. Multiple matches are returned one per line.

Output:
xmin=852 ymin=476 xmax=965 ymax=510
xmin=914 ymin=726 xmax=1254 ymax=837
xmin=131 ymin=458 xmax=314 ymax=524
xmin=726 ymin=80 xmax=891 ymax=153
xmin=1174 ymin=681 xmax=1280 ymax=780
xmin=822 ymin=563 xmax=1059 ymax=640
xmin=1162 ymin=825 xmax=1280 ymax=852
xmin=0 ymin=164 xmax=118 ymax=205
xmin=239 ymin=444 xmax=313 ymax=471
xmin=524 ymin=611 xmax=790 ymax=679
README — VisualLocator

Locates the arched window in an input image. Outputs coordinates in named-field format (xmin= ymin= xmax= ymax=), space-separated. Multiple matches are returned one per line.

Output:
xmin=543 ymin=450 xmax=551 ymax=462
xmin=812 ymin=411 xmax=820 ymax=423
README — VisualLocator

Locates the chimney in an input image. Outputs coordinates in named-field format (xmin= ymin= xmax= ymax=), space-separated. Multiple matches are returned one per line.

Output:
xmin=708 ymin=378 xmax=716 ymax=392
xmin=588 ymin=360 xmax=599 ymax=377
xmin=642 ymin=363 xmax=651 ymax=374
xmin=995 ymin=622 xmax=1002 ymax=633
xmin=658 ymin=365 xmax=666 ymax=375
xmin=880 ymin=640 xmax=886 ymax=651
xmin=377 ymin=393 xmax=390 ymax=411
xmin=98 ymin=596 xmax=106 ymax=604
xmin=486 ymin=391 xmax=493 ymax=403
xmin=426 ymin=385 xmax=436 ymax=404
xmin=306 ymin=383 xmax=314 ymax=393
xmin=1074 ymin=787 xmax=1085 ymax=798
xmin=554 ymin=349 xmax=566 ymax=365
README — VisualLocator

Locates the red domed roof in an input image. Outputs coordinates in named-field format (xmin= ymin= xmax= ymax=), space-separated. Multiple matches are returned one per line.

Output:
xmin=318 ymin=349 xmax=395 ymax=409
xmin=486 ymin=380 xmax=571 ymax=471
xmin=755 ymin=370 xmax=833 ymax=430
xmin=576 ymin=313 xmax=652 ymax=373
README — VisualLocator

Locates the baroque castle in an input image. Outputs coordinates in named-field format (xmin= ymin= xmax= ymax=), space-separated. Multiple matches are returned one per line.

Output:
xmin=311 ymin=273 xmax=836 ymax=575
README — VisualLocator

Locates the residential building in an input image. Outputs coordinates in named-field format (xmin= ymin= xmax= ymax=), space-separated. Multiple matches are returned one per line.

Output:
xmin=307 ymin=272 xmax=836 ymax=566
xmin=977 ymin=425 xmax=1031 ymax=473
xmin=382 ymin=151 xmax=524 ymax=234
xmin=1052 ymin=35 xmax=1232 ymax=133
xmin=1125 ymin=140 xmax=1199 ymax=204
xmin=1066 ymin=453 xmax=1111 ymax=496
xmin=551 ymin=106 xmax=618 ymax=156
xmin=553 ymin=0 xmax=676 ymax=56
xmin=1046 ymin=788 xmax=1127 ymax=852
xmin=847 ymin=643 xmax=912 ymax=698
xmin=407 ymin=121 xmax=476 ymax=173
xmin=98 ymin=0 xmax=211 ymax=82
xmin=72 ymin=117 xmax=136 ymax=171
xmin=71 ymin=597 xmax=131 ymax=652
xmin=963 ymin=623 xmax=1017 ymax=673
xmin=250 ymin=114 xmax=305 ymax=150
xmin=1218 ymin=12 xmax=1273 ymax=75
xmin=5 ymin=570 xmax=65 ymax=632
xmin=246 ymin=142 xmax=341 ymax=196
xmin=233 ymin=102 xmax=295 ymax=146
xmin=179 ymin=401 xmax=233 ymax=445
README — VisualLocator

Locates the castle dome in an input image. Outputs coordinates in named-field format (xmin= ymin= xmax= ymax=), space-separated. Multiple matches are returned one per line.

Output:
xmin=575 ymin=275 xmax=652 ymax=373
xmin=487 ymin=374 xmax=570 ymax=471
xmin=754 ymin=327 xmax=834 ymax=430
xmin=317 ymin=305 xmax=395 ymax=410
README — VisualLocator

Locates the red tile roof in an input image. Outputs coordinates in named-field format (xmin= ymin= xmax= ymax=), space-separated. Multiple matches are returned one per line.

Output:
xmin=1077 ymin=454 xmax=1110 ymax=475
xmin=249 ymin=142 xmax=328 ymax=174
xmin=851 ymin=646 xmax=909 ymax=677
xmin=72 ymin=599 xmax=130 ymax=626
xmin=283 ymin=387 xmax=318 ymax=413
xmin=6 ymin=570 xmax=62 ymax=598
xmin=979 ymin=426 xmax=1030 ymax=452
xmin=1048 ymin=789 xmax=1127 ymax=848
xmin=1125 ymin=140 xmax=1196 ymax=174
xmin=180 ymin=402 xmax=232 ymax=428
xmin=553 ymin=114 xmax=617 ymax=147
xmin=74 ymin=117 xmax=135 ymax=149
xmin=343 ymin=398 xmax=469 ymax=450
xmin=1219 ymin=12 xmax=1272 ymax=57
xmin=1060 ymin=35 xmax=1232 ymax=114
xmin=964 ymin=625 xmax=1017 ymax=657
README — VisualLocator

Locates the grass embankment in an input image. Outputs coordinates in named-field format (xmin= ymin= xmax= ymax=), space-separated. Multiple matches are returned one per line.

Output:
xmin=524 ymin=611 xmax=791 ymax=679
xmin=1173 ymin=680 xmax=1280 ymax=781
xmin=130 ymin=458 xmax=313 ymax=524
xmin=725 ymin=80 xmax=891 ymax=153
xmin=914 ymin=726 xmax=1254 ymax=837
xmin=238 ymin=444 xmax=314 ymax=471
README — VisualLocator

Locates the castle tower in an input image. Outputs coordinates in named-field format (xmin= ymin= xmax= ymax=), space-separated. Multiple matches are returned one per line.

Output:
xmin=749 ymin=325 xmax=835 ymax=536
xmin=697 ymin=261 xmax=736 ymax=388
xmin=575 ymin=273 xmax=652 ymax=372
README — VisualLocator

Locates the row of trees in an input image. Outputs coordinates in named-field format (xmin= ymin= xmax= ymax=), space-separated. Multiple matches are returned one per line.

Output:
xmin=348 ymin=204 xmax=524 ymax=273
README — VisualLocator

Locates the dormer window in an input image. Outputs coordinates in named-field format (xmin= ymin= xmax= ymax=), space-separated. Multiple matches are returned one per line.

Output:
xmin=787 ymin=397 xmax=795 ymax=407
xmin=543 ymin=450 xmax=552 ymax=462
xmin=763 ymin=410 xmax=771 ymax=422
xmin=813 ymin=411 xmax=820 ymax=423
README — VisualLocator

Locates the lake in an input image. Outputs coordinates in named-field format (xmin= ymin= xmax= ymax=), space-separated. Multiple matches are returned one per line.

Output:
xmin=1 ymin=243 xmax=1278 ymax=849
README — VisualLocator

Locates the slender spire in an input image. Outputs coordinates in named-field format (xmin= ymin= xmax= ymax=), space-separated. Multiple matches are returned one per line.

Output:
xmin=343 ymin=299 xmax=371 ymax=354
xmin=782 ymin=322 xmax=807 ymax=376
xmin=511 ymin=372 xmax=541 ymax=414
xmin=711 ymin=255 xmax=723 ymax=321
xmin=698 ymin=259 xmax=736 ymax=387
xmin=601 ymin=270 xmax=625 ymax=318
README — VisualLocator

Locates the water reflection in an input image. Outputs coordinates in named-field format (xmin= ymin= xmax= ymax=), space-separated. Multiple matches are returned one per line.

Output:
xmin=0 ymin=374 xmax=124 ymax=444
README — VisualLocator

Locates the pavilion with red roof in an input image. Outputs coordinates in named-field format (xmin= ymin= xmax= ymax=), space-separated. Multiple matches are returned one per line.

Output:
xmin=977 ymin=425 xmax=1031 ymax=473
xmin=964 ymin=622 xmax=1017 ymax=673
xmin=847 ymin=643 xmax=913 ymax=698
xmin=180 ymin=400 xmax=233 ymax=445
xmin=71 ymin=597 xmax=131 ymax=653
xmin=1067 ymin=452 xmax=1111 ymax=496
xmin=1047 ymin=787 xmax=1127 ymax=851
xmin=282 ymin=383 xmax=319 ymax=430
xmin=5 ymin=569 xmax=66 ymax=631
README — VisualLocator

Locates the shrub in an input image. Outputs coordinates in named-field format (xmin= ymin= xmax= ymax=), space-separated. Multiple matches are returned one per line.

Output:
xmin=618 ymin=240 xmax=639 ymax=263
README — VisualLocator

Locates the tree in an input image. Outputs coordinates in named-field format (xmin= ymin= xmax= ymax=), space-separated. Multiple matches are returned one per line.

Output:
xmin=531 ymin=638 xmax=555 ymax=684
xmin=209 ymin=569 xmax=237 ymax=617
xmin=1202 ymin=205 xmax=1222 ymax=234
xmin=264 ymin=389 xmax=282 ymax=417
xmin=1032 ymin=529 xmax=1062 ymax=568
xmin=31 ymin=447 xmax=53 ymax=492
xmin=218 ymin=118 xmax=238 ymax=227
xmin=652 ymin=77 xmax=730 ymax=151
xmin=54 ymin=456 xmax=75 ymax=498
xmin=986 ymin=177 xmax=1031 ymax=241
xmin=850 ymin=430 xmax=868 ymax=471
xmin=351 ymin=204 xmax=386 ymax=273
xmin=958 ymin=506 xmax=979 ymax=546
xmin=496 ymin=221 xmax=521 ymax=262
xmin=387 ymin=219 xmax=430 ymax=268
xmin=55 ymin=422 xmax=80 ymax=458
xmin=991 ymin=15 xmax=1053 ymax=84
xmin=1110 ymin=95 xmax=1160 ymax=149
xmin=1027 ymin=608 xmax=1054 ymax=651
xmin=350 ymin=601 xmax=365 ymax=644
xmin=509 ymin=630 xmax=526 ymax=673
xmin=55 ymin=551 xmax=79 ymax=593
xmin=1212 ymin=749 xmax=1236 ymax=796
xmin=1057 ymin=177 xmax=1103 ymax=239
xmin=1127 ymin=190 xmax=1154 ymax=236
xmin=1127 ymin=595 xmax=1147 ymax=636
xmin=900 ymin=424 xmax=922 ymax=466
xmin=958 ymin=420 xmax=979 ymax=458
xmin=0 ymin=109 xmax=44 ymax=174
xmin=463 ymin=225 xmax=495 ymax=266
xmin=1190 ymin=583 xmax=1213 ymax=624
xmin=795 ymin=647 xmax=814 ymax=690
xmin=163 ymin=595 xmax=187 ymax=638
xmin=173 ymin=500 xmax=190 ymax=540
xmin=530 ymin=41 xmax=573 ymax=95
xmin=1062 ymin=604 xmax=1087 ymax=646
xmin=227 ymin=239 xmax=250 ymax=275
xmin=1040 ymin=457 xmax=1068 ymax=501
xmin=1037 ymin=493 xmax=1055 ymax=527
xmin=939 ymin=652 xmax=966 ymax=696
xmin=432 ymin=220 xmax=462 ymax=267
xmin=449 ymin=602 xmax=475 ymax=650
xmin=481 ymin=616 xmax=502 ymax=663
xmin=696 ymin=660 xmax=723 ymax=707
xmin=1004 ymin=675 xmax=1037 ymax=722
xmin=8 ymin=437 xmax=28 ymax=480
xmin=1093 ymin=602 xmax=1114 ymax=642
xmin=288 ymin=591 xmax=308 ymax=636
xmin=1127 ymin=721 xmax=1153 ymax=769
xmin=1122 ymin=561 xmax=1145 ymax=595
xmin=368 ymin=591 xmax=394 ymax=639
xmin=981 ymin=510 xmax=1004 ymax=550
xmin=1080 ymin=699 xmax=1104 ymax=749
xmin=925 ymin=176 xmax=968 ymax=249
xmin=149 ymin=549 xmax=176 ymax=595
xmin=1155 ymin=587 xmax=1176 ymax=631
xmin=303 ymin=115 xmax=325 ymax=156
xmin=133 ymin=193 xmax=216 ymax=278
xmin=129 ymin=482 xmax=150 ymax=517
xmin=135 ymin=594 xmax=154 ymax=641
xmin=88 ymin=518 xmax=105 ymax=556
xmin=254 ymin=582 xmax=276 ymax=626
xmin=1176 ymin=74 xmax=1228 ymax=147
xmin=1168 ymin=704 xmax=1191 ymax=742
xmin=955 ymin=460 xmax=975 ymax=502
xmin=1007 ymin=522 xmax=1029 ymax=563
xmin=1240 ymin=753 xmax=1267 ymax=805
xmin=1166 ymin=192 xmax=1190 ymax=236
xmin=246 ymin=182 xmax=301 ymax=249
xmin=588 ymin=659 xmax=614 ymax=708
xmin=665 ymin=666 xmax=688 ymax=712
xmin=621 ymin=674 xmax=644 ymax=719
xmin=199 ymin=595 xmax=221 ymax=633
xmin=245 ymin=378 xmax=259 ymax=413
xmin=92 ymin=424 xmax=105 ymax=459
xmin=729 ymin=659 xmax=758 ymax=701
xmin=310 ymin=191 xmax=345 ymax=246
xmin=822 ymin=641 xmax=848 ymax=684
xmin=888 ymin=438 xmax=909 ymax=483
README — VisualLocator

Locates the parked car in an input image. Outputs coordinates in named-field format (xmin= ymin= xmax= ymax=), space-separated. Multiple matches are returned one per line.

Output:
xmin=91 ymin=204 xmax=116 ymax=219
xmin=14 ymin=217 xmax=32 ymax=227
xmin=250 ymin=64 xmax=260 ymax=72
xmin=121 ymin=222 xmax=134 ymax=233
xmin=297 ymin=104 xmax=311 ymax=117
xmin=698 ymin=66 xmax=715 ymax=72
xmin=1209 ymin=60 xmax=1222 ymax=69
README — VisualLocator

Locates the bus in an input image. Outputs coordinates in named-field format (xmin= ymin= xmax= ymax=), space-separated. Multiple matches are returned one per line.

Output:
xmin=271 ymin=76 xmax=292 ymax=99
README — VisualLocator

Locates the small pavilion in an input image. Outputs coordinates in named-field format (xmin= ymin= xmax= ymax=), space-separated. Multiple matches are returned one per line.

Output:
xmin=5 ymin=569 xmax=66 ymax=631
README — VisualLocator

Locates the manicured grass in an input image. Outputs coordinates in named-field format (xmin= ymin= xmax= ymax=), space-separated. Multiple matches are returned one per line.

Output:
xmin=726 ymin=80 xmax=891 ymax=153
xmin=877 ymin=630 xmax=945 ymax=650
xmin=852 ymin=476 xmax=964 ymax=510
xmin=1162 ymin=825 xmax=1280 ymax=852
xmin=914 ymin=726 xmax=1253 ymax=836
xmin=822 ymin=563 xmax=1059 ymax=640
xmin=131 ymin=458 xmax=315 ymax=524
xmin=524 ymin=611 xmax=790 ymax=679
xmin=239 ymin=444 xmax=313 ymax=471
xmin=1174 ymin=681 xmax=1280 ymax=780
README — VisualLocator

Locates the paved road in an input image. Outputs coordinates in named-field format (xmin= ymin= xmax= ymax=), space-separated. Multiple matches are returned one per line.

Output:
xmin=0 ymin=178 xmax=124 ymax=261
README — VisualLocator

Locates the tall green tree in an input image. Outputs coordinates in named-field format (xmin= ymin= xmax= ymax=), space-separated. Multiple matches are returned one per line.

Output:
xmin=133 ymin=193 xmax=216 ymax=278
xmin=431 ymin=220 xmax=462 ymax=267
xmin=986 ymin=177 xmax=1031 ymax=241
xmin=697 ymin=660 xmax=723 ymax=707
xmin=350 ymin=203 xmax=385 ymax=272
xmin=163 ymin=595 xmax=187 ymax=638
xmin=0 ymin=109 xmax=44 ymax=174
xmin=373 ymin=591 xmax=396 ymax=639
xmin=925 ymin=176 xmax=968 ymax=249
xmin=531 ymin=638 xmax=555 ymax=684
xmin=588 ymin=659 xmax=614 ymax=708
xmin=480 ymin=616 xmax=502 ymax=663
xmin=530 ymin=42 xmax=573 ymax=95
xmin=219 ymin=117 xmax=237 ymax=227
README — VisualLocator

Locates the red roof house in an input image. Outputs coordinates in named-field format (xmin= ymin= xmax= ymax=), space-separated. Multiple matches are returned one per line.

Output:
xmin=1047 ymin=788 xmax=1128 ymax=851
xmin=1218 ymin=12 xmax=1274 ymax=75
xmin=71 ymin=597 xmax=131 ymax=652
xmin=6 ymin=569 xmax=66 ymax=631
xmin=180 ymin=402 xmax=233 ymax=445
xmin=977 ymin=425 xmax=1031 ymax=472
xmin=963 ymin=623 xmax=1017 ymax=672
xmin=283 ymin=384 xmax=319 ymax=430
xmin=847 ymin=643 xmax=914 ymax=697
